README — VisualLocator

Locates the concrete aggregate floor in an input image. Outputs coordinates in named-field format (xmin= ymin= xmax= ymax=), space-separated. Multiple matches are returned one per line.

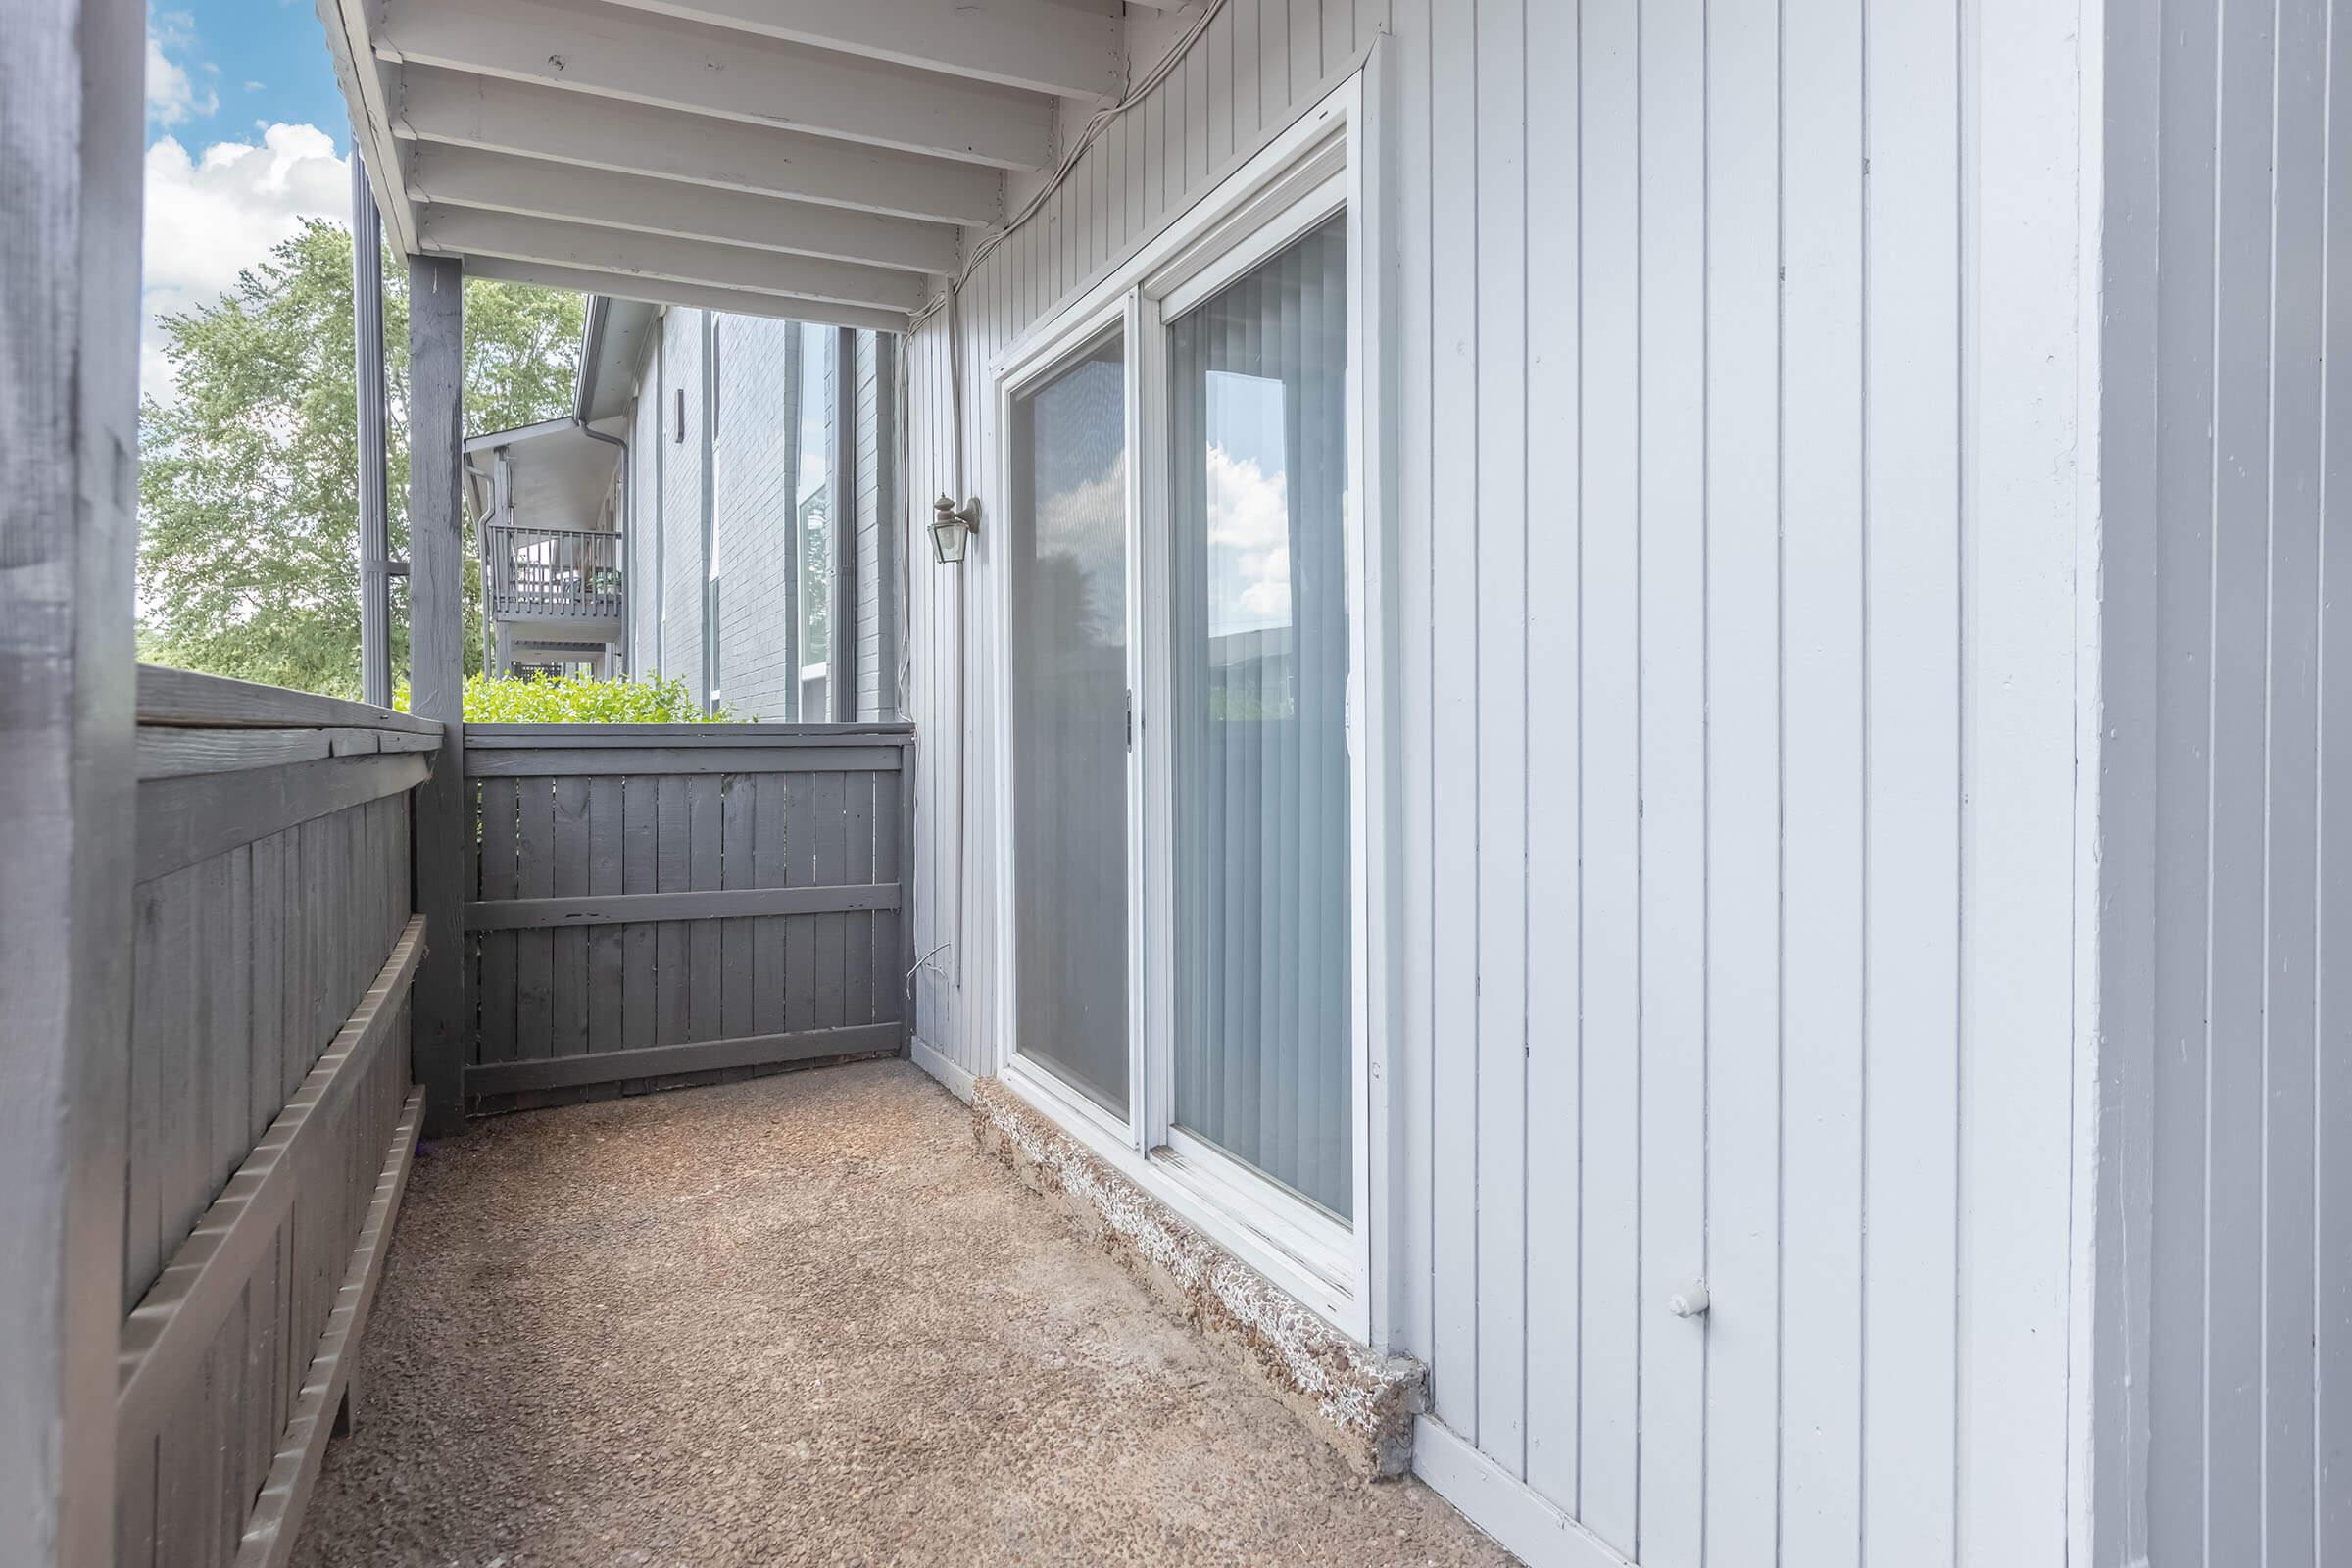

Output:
xmin=291 ymin=1058 xmax=1514 ymax=1567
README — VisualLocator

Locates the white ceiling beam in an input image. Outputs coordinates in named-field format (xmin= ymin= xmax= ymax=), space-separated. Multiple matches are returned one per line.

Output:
xmin=373 ymin=0 xmax=1054 ymax=171
xmin=393 ymin=67 xmax=1002 ymax=227
xmin=462 ymin=255 xmax=912 ymax=334
xmin=419 ymin=208 xmax=932 ymax=313
xmin=407 ymin=146 xmax=959 ymax=275
xmin=593 ymin=0 xmax=1123 ymax=100
xmin=316 ymin=0 xmax=422 ymax=255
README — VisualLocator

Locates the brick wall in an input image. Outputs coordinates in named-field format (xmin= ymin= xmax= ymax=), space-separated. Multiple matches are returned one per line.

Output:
xmin=618 ymin=309 xmax=901 ymax=722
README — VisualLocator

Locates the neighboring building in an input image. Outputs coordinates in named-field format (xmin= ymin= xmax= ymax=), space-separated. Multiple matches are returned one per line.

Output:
xmin=463 ymin=416 xmax=629 ymax=677
xmin=564 ymin=299 xmax=902 ymax=722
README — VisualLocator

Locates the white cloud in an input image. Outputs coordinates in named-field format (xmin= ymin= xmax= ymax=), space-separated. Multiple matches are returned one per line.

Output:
xmin=145 ymin=14 xmax=218 ymax=127
xmin=1204 ymin=442 xmax=1291 ymax=632
xmin=140 ymin=122 xmax=350 ymax=401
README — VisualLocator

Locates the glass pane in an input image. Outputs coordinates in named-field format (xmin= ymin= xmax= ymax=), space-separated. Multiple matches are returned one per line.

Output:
xmin=1009 ymin=331 xmax=1130 ymax=1114
xmin=1168 ymin=214 xmax=1351 ymax=1219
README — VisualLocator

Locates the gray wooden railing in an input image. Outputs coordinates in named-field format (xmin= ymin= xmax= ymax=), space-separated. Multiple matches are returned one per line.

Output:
xmin=483 ymin=523 xmax=622 ymax=621
xmin=461 ymin=723 xmax=914 ymax=1106
xmin=118 ymin=666 xmax=438 ymax=1568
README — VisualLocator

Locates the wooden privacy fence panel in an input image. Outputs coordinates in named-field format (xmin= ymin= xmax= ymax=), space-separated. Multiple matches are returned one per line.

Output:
xmin=118 ymin=667 xmax=434 ymax=1568
xmin=462 ymin=724 xmax=914 ymax=1102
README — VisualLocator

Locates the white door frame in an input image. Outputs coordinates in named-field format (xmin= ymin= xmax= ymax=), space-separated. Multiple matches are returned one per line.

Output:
xmin=985 ymin=65 xmax=1397 ymax=1345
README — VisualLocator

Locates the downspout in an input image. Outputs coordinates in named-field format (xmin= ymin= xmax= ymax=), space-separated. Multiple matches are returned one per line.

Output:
xmin=575 ymin=416 xmax=628 ymax=677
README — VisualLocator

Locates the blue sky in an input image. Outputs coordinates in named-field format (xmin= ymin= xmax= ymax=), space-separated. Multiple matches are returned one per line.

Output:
xmin=147 ymin=0 xmax=349 ymax=152
xmin=141 ymin=1 xmax=358 ymax=399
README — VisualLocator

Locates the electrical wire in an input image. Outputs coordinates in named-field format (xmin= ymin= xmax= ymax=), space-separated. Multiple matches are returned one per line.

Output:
xmin=900 ymin=0 xmax=1234 ymax=1015
xmin=909 ymin=0 xmax=1233 ymax=345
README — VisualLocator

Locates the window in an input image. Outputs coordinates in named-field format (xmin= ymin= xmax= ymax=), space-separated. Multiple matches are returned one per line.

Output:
xmin=1007 ymin=329 xmax=1131 ymax=1116
xmin=1166 ymin=213 xmax=1352 ymax=1220
xmin=992 ymin=81 xmax=1378 ymax=1333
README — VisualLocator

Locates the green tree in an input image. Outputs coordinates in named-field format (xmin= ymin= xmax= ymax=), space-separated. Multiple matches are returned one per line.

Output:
xmin=138 ymin=218 xmax=585 ymax=696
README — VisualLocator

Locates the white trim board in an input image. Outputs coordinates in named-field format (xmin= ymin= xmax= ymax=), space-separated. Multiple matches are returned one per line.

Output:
xmin=909 ymin=1032 xmax=976 ymax=1103
xmin=1410 ymin=1416 xmax=1636 ymax=1568
xmin=980 ymin=65 xmax=1388 ymax=1346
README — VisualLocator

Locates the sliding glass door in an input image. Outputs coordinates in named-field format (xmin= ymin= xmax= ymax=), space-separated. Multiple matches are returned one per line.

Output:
xmin=996 ymin=110 xmax=1367 ymax=1325
xmin=1006 ymin=329 xmax=1131 ymax=1116
xmin=1165 ymin=214 xmax=1352 ymax=1219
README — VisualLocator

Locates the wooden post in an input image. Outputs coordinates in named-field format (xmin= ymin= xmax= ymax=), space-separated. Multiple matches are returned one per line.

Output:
xmin=827 ymin=326 xmax=857 ymax=720
xmin=0 ymin=0 xmax=141 ymax=1557
xmin=408 ymin=254 xmax=468 ymax=1135
xmin=352 ymin=151 xmax=393 ymax=707
xmin=870 ymin=330 xmax=900 ymax=720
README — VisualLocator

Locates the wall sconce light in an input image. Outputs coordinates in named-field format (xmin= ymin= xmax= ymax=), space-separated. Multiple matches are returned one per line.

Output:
xmin=930 ymin=494 xmax=979 ymax=564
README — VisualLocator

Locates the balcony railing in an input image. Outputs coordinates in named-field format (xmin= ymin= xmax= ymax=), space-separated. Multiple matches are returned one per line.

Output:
xmin=485 ymin=524 xmax=622 ymax=621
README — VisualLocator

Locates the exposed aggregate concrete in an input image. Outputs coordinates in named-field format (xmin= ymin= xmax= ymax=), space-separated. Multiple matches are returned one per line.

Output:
xmin=971 ymin=1077 xmax=1425 ymax=1478
xmin=291 ymin=1058 xmax=1513 ymax=1567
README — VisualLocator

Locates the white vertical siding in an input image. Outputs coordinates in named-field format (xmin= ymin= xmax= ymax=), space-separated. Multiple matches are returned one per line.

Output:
xmin=2095 ymin=1 xmax=2352 ymax=1563
xmin=898 ymin=3 xmax=2089 ymax=1564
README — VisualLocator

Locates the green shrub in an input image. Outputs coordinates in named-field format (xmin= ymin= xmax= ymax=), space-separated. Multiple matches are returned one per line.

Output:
xmin=396 ymin=672 xmax=746 ymax=723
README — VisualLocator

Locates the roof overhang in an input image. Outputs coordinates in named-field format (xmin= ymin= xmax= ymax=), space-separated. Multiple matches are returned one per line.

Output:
xmin=463 ymin=416 xmax=629 ymax=531
xmin=575 ymin=296 xmax=658 ymax=422
xmin=314 ymin=0 xmax=1151 ymax=334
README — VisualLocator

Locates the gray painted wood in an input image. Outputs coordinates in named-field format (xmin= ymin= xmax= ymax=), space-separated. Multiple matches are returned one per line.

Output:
xmin=459 ymin=731 xmax=907 ymax=1102
xmin=463 ymin=722 xmax=912 ymax=744
xmin=621 ymin=778 xmax=659 ymax=1051
xmin=753 ymin=774 xmax=790 ymax=1036
xmin=808 ymin=771 xmax=847 ymax=1032
xmin=464 ymin=744 xmax=904 ymax=775
xmin=135 ymin=666 xmax=438 ymax=736
xmin=476 ymin=778 xmax=519 ymax=1066
xmin=687 ymin=776 xmax=723 ymax=1042
xmin=862 ymin=332 xmax=901 ymax=720
xmin=843 ymin=769 xmax=875 ymax=1026
xmin=231 ymin=1087 xmax=422 ymax=1568
xmin=466 ymin=883 xmax=900 ymax=930
xmin=464 ymin=1023 xmax=899 ymax=1098
xmin=116 ymin=919 xmax=425 ymax=1445
xmin=828 ymin=326 xmax=858 ymax=720
xmin=135 ymin=725 xmax=435 ymax=781
xmin=514 ymin=779 xmax=555 ymax=1060
xmin=112 ymin=750 xmax=423 ymax=1568
xmin=352 ymin=153 xmax=393 ymax=710
xmin=549 ymin=775 xmax=591 ymax=1057
xmin=586 ymin=778 xmax=624 ymax=1054
xmin=407 ymin=252 xmax=469 ymax=1137
xmin=720 ymin=779 xmax=757 ymax=1040
xmin=785 ymin=772 xmax=819 ymax=1035
xmin=656 ymin=776 xmax=693 ymax=1045
xmin=136 ymin=752 xmax=428 ymax=886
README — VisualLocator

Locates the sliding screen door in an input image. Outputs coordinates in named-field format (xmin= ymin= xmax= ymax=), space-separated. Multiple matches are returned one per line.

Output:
xmin=1166 ymin=214 xmax=1351 ymax=1217
xmin=1008 ymin=331 xmax=1131 ymax=1115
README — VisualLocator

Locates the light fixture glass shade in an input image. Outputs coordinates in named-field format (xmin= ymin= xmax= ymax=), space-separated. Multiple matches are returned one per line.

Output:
xmin=930 ymin=496 xmax=974 ymax=564
xmin=930 ymin=514 xmax=969 ymax=564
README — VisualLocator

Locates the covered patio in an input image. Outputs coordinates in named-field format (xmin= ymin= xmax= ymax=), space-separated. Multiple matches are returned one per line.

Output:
xmin=287 ymin=1060 xmax=1502 ymax=1567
